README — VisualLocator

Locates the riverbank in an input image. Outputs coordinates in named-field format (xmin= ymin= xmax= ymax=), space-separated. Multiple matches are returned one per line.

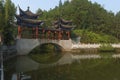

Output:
xmin=72 ymin=54 xmax=120 ymax=59
xmin=72 ymin=43 xmax=120 ymax=49
xmin=71 ymin=43 xmax=120 ymax=53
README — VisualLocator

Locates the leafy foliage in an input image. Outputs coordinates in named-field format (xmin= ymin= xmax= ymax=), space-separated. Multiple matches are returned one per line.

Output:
xmin=99 ymin=44 xmax=115 ymax=52
xmin=0 ymin=0 xmax=16 ymax=45
xmin=72 ymin=30 xmax=119 ymax=43
xmin=30 ymin=44 xmax=55 ymax=53
xmin=37 ymin=0 xmax=120 ymax=42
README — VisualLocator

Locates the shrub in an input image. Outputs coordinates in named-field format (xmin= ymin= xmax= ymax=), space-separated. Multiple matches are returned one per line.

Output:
xmin=99 ymin=44 xmax=115 ymax=52
xmin=72 ymin=30 xmax=119 ymax=43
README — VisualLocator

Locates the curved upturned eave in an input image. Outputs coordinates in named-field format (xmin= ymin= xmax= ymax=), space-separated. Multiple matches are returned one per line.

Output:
xmin=53 ymin=18 xmax=72 ymax=25
xmin=15 ymin=15 xmax=43 ymax=24
xmin=19 ymin=7 xmax=39 ymax=19
xmin=54 ymin=24 xmax=74 ymax=30
xmin=17 ymin=23 xmax=41 ymax=27
xmin=15 ymin=15 xmax=43 ymax=27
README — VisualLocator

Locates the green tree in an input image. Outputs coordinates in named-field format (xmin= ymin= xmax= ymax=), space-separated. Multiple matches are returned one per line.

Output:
xmin=0 ymin=0 xmax=4 ymax=32
xmin=114 ymin=11 xmax=120 ymax=39
xmin=2 ymin=0 xmax=16 ymax=45
xmin=36 ymin=0 xmax=120 ymax=41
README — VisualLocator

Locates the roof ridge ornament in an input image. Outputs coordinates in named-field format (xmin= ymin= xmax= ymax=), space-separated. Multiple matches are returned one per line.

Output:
xmin=27 ymin=6 xmax=30 ymax=11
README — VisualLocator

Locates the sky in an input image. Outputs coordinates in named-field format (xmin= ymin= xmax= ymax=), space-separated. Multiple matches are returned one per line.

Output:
xmin=89 ymin=0 xmax=120 ymax=14
xmin=11 ymin=0 xmax=120 ymax=14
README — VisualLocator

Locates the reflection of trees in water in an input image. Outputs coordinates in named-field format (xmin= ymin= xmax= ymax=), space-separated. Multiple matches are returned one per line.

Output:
xmin=30 ymin=43 xmax=62 ymax=54
xmin=5 ymin=57 xmax=17 ymax=80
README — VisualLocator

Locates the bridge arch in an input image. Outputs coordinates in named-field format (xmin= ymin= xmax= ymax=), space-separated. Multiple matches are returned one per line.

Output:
xmin=16 ymin=39 xmax=72 ymax=55
xmin=30 ymin=43 xmax=64 ymax=54
xmin=40 ymin=43 xmax=64 ymax=51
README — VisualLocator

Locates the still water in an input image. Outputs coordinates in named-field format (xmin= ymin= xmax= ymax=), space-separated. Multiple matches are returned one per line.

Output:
xmin=5 ymin=52 xmax=120 ymax=80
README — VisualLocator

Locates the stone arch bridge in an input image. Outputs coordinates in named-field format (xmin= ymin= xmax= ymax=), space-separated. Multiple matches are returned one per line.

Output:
xmin=16 ymin=39 xmax=73 ymax=55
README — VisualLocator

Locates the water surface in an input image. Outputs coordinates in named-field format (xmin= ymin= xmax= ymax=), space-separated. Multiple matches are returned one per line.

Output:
xmin=5 ymin=52 xmax=120 ymax=80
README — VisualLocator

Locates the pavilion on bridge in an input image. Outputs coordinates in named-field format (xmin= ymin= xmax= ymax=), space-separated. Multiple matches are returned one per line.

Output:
xmin=15 ymin=7 xmax=74 ymax=40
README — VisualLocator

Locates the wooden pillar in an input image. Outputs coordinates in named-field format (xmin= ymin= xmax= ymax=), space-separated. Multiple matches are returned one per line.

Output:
xmin=56 ymin=31 xmax=58 ymax=40
xmin=61 ymin=30 xmax=63 ymax=40
xmin=18 ymin=26 xmax=21 ymax=39
xmin=58 ymin=31 xmax=62 ymax=40
xmin=32 ymin=27 xmax=35 ymax=38
xmin=42 ymin=29 xmax=45 ymax=39
xmin=48 ymin=30 xmax=51 ymax=39
xmin=54 ymin=31 xmax=56 ymax=40
xmin=36 ymin=27 xmax=38 ymax=39
xmin=51 ymin=31 xmax=53 ymax=40
xmin=68 ymin=31 xmax=70 ymax=39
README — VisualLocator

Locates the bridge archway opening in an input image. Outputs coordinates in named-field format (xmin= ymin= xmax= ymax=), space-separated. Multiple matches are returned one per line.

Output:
xmin=40 ymin=43 xmax=63 ymax=53
xmin=29 ymin=43 xmax=63 ymax=64
xmin=29 ymin=43 xmax=64 ymax=54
